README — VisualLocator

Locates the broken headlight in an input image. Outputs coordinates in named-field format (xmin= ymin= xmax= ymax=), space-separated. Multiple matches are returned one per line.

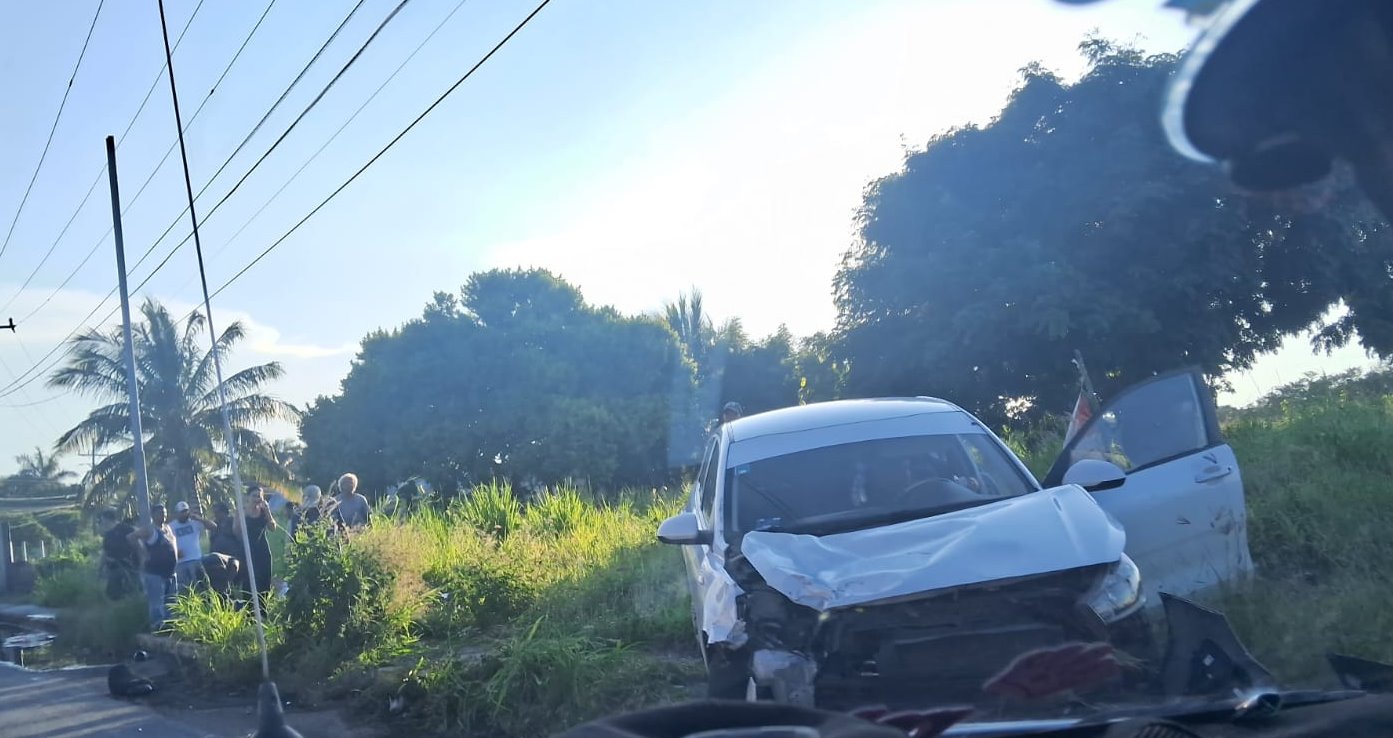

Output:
xmin=1084 ymin=553 xmax=1143 ymax=623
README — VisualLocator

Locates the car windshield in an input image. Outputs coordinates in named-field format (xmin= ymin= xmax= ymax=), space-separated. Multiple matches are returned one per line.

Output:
xmin=727 ymin=432 xmax=1035 ymax=534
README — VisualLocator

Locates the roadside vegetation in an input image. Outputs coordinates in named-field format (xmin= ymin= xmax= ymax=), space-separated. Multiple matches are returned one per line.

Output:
xmin=1215 ymin=369 xmax=1393 ymax=684
xmin=19 ymin=367 xmax=1389 ymax=736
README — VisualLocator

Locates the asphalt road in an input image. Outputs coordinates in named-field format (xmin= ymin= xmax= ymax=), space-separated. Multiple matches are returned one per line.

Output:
xmin=0 ymin=662 xmax=220 ymax=738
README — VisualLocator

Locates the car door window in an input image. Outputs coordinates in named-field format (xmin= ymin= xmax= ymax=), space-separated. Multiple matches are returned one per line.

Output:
xmin=700 ymin=438 xmax=721 ymax=521
xmin=1047 ymin=369 xmax=1219 ymax=485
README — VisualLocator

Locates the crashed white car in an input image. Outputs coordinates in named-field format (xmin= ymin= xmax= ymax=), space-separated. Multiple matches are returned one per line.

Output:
xmin=658 ymin=369 xmax=1253 ymax=708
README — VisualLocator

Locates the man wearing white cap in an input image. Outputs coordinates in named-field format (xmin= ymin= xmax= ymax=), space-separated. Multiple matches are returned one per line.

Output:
xmin=171 ymin=500 xmax=218 ymax=593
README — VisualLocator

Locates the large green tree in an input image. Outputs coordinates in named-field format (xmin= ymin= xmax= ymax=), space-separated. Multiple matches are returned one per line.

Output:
xmin=300 ymin=269 xmax=698 ymax=496
xmin=834 ymin=41 xmax=1393 ymax=422
xmin=48 ymin=299 xmax=300 ymax=510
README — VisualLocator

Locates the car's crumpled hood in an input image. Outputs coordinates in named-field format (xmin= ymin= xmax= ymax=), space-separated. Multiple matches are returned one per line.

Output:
xmin=739 ymin=485 xmax=1125 ymax=611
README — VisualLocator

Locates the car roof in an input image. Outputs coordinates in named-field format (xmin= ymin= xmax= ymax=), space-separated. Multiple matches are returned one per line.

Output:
xmin=725 ymin=398 xmax=964 ymax=443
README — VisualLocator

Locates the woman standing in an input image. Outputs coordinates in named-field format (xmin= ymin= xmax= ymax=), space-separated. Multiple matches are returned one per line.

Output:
xmin=234 ymin=485 xmax=278 ymax=602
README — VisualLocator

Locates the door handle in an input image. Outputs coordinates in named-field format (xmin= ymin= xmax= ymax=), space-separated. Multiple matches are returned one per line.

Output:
xmin=1195 ymin=465 xmax=1233 ymax=483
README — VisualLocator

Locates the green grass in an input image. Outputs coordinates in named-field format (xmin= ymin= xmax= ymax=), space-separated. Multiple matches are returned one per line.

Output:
xmin=169 ymin=589 xmax=275 ymax=683
xmin=52 ymin=597 xmax=148 ymax=662
xmin=1216 ymin=373 xmax=1393 ymax=685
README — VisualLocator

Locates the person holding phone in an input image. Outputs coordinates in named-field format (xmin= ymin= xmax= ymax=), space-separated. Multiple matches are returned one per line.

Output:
xmin=234 ymin=485 xmax=278 ymax=602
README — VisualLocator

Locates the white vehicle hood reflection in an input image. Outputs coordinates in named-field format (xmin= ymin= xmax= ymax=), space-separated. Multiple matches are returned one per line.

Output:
xmin=739 ymin=485 xmax=1125 ymax=611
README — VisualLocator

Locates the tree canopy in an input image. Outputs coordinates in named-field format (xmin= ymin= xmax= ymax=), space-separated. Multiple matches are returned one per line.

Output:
xmin=833 ymin=41 xmax=1393 ymax=422
xmin=299 ymin=269 xmax=699 ymax=496
xmin=299 ymin=274 xmax=841 ymax=497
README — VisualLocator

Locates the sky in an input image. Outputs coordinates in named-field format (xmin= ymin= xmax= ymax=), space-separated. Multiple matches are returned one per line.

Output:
xmin=0 ymin=0 xmax=1378 ymax=475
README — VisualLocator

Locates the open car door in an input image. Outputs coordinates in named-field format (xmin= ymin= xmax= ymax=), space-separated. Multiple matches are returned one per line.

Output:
xmin=1043 ymin=368 xmax=1254 ymax=602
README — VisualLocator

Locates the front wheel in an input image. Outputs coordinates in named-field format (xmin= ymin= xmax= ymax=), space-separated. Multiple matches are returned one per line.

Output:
xmin=706 ymin=649 xmax=750 ymax=700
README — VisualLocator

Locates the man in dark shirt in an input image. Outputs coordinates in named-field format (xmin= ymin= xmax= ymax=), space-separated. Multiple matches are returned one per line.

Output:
xmin=99 ymin=508 xmax=138 ymax=600
xmin=129 ymin=504 xmax=178 ymax=631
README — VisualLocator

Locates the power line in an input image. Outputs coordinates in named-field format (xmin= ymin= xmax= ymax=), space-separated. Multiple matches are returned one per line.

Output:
xmin=0 ymin=0 xmax=208 ymax=317
xmin=0 ymin=0 xmax=550 ymax=400
xmin=0 ymin=0 xmax=376 ymax=398
xmin=119 ymin=0 xmax=417 ymax=301
xmin=208 ymin=0 xmax=553 ymax=303
xmin=191 ymin=0 xmax=472 ymax=284
xmin=0 ymin=0 xmax=105 ymax=263
xmin=84 ymin=0 xmax=375 ymax=301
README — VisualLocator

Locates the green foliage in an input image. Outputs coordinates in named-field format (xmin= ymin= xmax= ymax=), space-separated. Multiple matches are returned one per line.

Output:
xmin=33 ymin=540 xmax=93 ymax=580
xmin=833 ymin=40 xmax=1393 ymax=424
xmin=47 ymin=298 xmax=300 ymax=511
xmin=33 ymin=564 xmax=103 ymax=609
xmin=1000 ymin=414 xmax=1068 ymax=480
xmin=0 ymin=448 xmax=78 ymax=498
xmin=523 ymin=487 xmax=589 ymax=536
xmin=300 ymin=269 xmax=696 ymax=496
xmin=4 ymin=513 xmax=54 ymax=546
xmin=169 ymin=589 xmax=272 ymax=683
xmin=279 ymin=525 xmax=417 ymax=669
xmin=406 ymin=625 xmax=697 ymax=738
xmin=1197 ymin=367 xmax=1393 ymax=683
xmin=457 ymin=480 xmax=524 ymax=538
xmin=36 ymin=509 xmax=83 ymax=540
xmin=53 ymin=597 xmax=147 ymax=660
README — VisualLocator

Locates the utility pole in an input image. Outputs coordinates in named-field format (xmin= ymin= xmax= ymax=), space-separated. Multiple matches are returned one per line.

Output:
xmin=105 ymin=136 xmax=153 ymax=527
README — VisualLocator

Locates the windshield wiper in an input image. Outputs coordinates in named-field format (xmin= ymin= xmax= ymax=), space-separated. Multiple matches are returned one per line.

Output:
xmin=777 ymin=498 xmax=996 ymax=536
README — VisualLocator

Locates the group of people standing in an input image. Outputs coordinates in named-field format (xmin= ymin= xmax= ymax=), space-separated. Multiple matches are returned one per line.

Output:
xmin=96 ymin=473 xmax=371 ymax=631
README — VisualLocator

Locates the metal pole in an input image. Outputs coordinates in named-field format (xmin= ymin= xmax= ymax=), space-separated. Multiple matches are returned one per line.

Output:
xmin=105 ymin=136 xmax=154 ymax=527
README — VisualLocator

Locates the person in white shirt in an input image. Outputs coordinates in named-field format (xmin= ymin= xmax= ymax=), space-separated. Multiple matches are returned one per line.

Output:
xmin=170 ymin=500 xmax=218 ymax=593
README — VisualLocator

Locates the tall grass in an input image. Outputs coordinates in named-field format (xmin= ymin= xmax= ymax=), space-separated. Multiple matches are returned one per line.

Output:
xmin=1218 ymin=378 xmax=1393 ymax=684
xmin=169 ymin=589 xmax=274 ymax=683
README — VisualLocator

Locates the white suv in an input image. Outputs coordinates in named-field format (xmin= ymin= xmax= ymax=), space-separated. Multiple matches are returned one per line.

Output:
xmin=657 ymin=368 xmax=1253 ymax=708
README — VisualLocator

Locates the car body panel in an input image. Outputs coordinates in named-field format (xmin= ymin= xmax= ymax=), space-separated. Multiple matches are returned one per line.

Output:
xmin=739 ymin=484 xmax=1126 ymax=611
xmin=1043 ymin=368 xmax=1254 ymax=600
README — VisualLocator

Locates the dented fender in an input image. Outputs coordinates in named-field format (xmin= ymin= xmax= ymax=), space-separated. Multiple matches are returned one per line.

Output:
xmin=699 ymin=556 xmax=748 ymax=648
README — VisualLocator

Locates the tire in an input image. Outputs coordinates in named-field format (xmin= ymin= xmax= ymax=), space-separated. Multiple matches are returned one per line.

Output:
xmin=705 ymin=649 xmax=750 ymax=700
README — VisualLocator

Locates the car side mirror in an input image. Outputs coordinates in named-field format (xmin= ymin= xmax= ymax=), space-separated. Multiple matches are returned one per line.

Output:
xmin=657 ymin=512 xmax=712 ymax=546
xmin=1063 ymin=459 xmax=1127 ymax=492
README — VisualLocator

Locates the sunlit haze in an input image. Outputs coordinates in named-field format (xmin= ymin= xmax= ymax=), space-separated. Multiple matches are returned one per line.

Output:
xmin=0 ymin=0 xmax=1373 ymax=473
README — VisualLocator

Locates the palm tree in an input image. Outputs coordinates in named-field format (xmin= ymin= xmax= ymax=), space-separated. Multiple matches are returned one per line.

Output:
xmin=48 ymin=298 xmax=300 ymax=510
xmin=270 ymin=438 xmax=304 ymax=482
xmin=2 ymin=448 xmax=77 ymax=498
xmin=663 ymin=289 xmax=713 ymax=372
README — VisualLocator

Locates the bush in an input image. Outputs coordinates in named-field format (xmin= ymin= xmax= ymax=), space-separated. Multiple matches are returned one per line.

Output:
xmin=33 ymin=542 xmax=93 ymax=580
xmin=53 ymin=597 xmax=147 ymax=661
xmin=170 ymin=589 xmax=272 ymax=684
xmin=37 ymin=509 xmax=84 ymax=541
xmin=456 ymin=480 xmax=524 ymax=538
xmin=33 ymin=565 xmax=105 ymax=609
xmin=279 ymin=525 xmax=416 ymax=671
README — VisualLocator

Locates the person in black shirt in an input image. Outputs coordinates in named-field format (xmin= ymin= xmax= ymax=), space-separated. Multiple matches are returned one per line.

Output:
xmin=98 ymin=508 xmax=138 ymax=600
xmin=234 ymin=486 xmax=278 ymax=603
xmin=128 ymin=504 xmax=178 ymax=631
xmin=208 ymin=501 xmax=241 ymax=558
